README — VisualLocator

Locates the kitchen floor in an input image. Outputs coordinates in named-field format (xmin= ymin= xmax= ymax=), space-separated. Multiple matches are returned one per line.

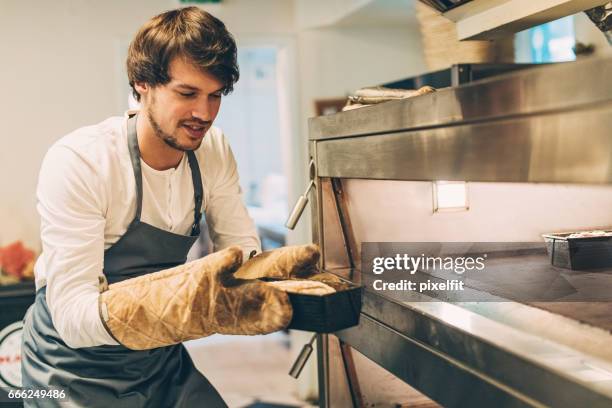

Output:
xmin=185 ymin=333 xmax=315 ymax=408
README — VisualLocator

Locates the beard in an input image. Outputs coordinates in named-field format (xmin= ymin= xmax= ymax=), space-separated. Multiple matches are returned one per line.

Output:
xmin=146 ymin=95 xmax=203 ymax=152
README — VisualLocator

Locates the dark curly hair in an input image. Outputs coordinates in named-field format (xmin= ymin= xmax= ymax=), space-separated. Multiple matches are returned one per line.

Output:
xmin=127 ymin=7 xmax=239 ymax=102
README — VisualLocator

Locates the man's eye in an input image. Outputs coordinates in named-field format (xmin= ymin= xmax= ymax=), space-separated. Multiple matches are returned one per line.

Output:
xmin=210 ymin=93 xmax=222 ymax=99
xmin=179 ymin=92 xmax=196 ymax=98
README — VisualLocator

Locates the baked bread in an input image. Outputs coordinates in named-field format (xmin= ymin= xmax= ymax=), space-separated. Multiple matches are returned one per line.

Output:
xmin=234 ymin=244 xmax=320 ymax=280
xmin=266 ymin=280 xmax=336 ymax=296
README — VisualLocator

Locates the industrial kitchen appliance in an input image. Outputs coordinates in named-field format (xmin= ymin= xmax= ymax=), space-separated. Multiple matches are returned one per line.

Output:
xmin=301 ymin=55 xmax=612 ymax=407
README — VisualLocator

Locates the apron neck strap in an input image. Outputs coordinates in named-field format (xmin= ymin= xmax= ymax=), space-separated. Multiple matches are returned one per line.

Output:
xmin=127 ymin=113 xmax=204 ymax=235
xmin=127 ymin=114 xmax=144 ymax=221
xmin=186 ymin=152 xmax=203 ymax=236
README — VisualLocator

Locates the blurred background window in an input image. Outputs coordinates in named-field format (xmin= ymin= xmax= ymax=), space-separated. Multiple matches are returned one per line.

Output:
xmin=212 ymin=46 xmax=288 ymax=250
xmin=516 ymin=16 xmax=576 ymax=63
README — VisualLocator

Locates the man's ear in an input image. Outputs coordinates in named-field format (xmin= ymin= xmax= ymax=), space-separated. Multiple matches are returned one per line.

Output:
xmin=134 ymin=81 xmax=149 ymax=98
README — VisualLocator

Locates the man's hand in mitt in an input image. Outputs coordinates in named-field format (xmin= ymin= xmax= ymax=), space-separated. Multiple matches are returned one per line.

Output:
xmin=234 ymin=244 xmax=320 ymax=280
xmin=98 ymin=246 xmax=292 ymax=350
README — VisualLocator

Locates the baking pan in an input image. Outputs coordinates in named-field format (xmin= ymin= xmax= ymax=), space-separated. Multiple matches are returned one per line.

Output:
xmin=263 ymin=278 xmax=363 ymax=333
xmin=543 ymin=231 xmax=612 ymax=270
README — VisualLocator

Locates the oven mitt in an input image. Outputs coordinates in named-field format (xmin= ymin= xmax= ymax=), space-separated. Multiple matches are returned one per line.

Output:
xmin=98 ymin=246 xmax=293 ymax=350
xmin=233 ymin=244 xmax=320 ymax=280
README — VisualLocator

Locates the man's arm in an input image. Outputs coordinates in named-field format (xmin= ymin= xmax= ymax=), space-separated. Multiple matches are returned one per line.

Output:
xmin=204 ymin=132 xmax=261 ymax=260
xmin=37 ymin=145 xmax=118 ymax=348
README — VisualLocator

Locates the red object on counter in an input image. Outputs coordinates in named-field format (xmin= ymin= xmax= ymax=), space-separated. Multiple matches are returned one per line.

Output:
xmin=0 ymin=241 xmax=35 ymax=278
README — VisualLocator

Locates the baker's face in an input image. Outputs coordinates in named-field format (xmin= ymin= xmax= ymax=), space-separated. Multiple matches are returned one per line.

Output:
xmin=136 ymin=57 xmax=224 ymax=151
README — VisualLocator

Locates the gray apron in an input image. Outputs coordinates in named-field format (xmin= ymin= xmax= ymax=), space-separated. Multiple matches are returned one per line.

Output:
xmin=21 ymin=114 xmax=227 ymax=408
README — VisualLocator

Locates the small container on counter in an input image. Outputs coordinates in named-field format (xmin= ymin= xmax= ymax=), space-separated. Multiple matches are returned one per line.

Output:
xmin=543 ymin=230 xmax=612 ymax=270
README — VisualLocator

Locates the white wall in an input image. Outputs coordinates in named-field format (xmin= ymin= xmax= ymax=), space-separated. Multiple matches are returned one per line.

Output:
xmin=574 ymin=11 xmax=612 ymax=57
xmin=0 ymin=1 xmax=170 ymax=249
xmin=197 ymin=0 xmax=295 ymax=34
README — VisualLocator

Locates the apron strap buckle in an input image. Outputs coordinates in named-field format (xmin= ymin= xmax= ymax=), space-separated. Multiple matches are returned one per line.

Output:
xmin=191 ymin=222 xmax=201 ymax=236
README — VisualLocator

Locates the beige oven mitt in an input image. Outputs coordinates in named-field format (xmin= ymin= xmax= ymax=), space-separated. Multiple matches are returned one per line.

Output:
xmin=98 ymin=246 xmax=292 ymax=350
xmin=234 ymin=244 xmax=320 ymax=280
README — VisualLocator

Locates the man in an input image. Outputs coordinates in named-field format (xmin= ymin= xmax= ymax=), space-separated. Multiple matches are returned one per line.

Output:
xmin=20 ymin=7 xmax=317 ymax=408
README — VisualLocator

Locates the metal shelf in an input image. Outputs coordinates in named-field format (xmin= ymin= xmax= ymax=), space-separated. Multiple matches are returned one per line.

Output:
xmin=441 ymin=0 xmax=607 ymax=40
xmin=309 ymin=57 xmax=612 ymax=184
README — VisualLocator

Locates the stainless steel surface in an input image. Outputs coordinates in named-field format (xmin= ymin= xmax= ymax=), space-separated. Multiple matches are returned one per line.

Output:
xmin=286 ymin=162 xmax=315 ymax=229
xmin=330 ymin=179 xmax=360 ymax=270
xmin=338 ymin=315 xmax=536 ymax=407
xmin=442 ymin=0 xmax=608 ymax=40
xmin=318 ymin=104 xmax=612 ymax=184
xmin=311 ymin=141 xmax=330 ymax=408
xmin=316 ymin=107 xmax=612 ymax=183
xmin=326 ymin=335 xmax=354 ymax=408
xmin=310 ymin=56 xmax=612 ymax=141
xmin=341 ymin=179 xmax=612 ymax=243
xmin=324 ymin=334 xmax=437 ymax=407
xmin=285 ymin=187 xmax=312 ymax=230
xmin=310 ymin=58 xmax=612 ymax=183
xmin=309 ymin=143 xmax=324 ymax=268
xmin=336 ymin=286 xmax=612 ymax=408
xmin=338 ymin=340 xmax=364 ymax=408
xmin=317 ymin=333 xmax=330 ymax=408
xmin=285 ymin=195 xmax=308 ymax=230
xmin=310 ymin=57 xmax=612 ymax=407
xmin=310 ymin=58 xmax=612 ymax=184
xmin=320 ymin=178 xmax=351 ymax=271
xmin=317 ymin=177 xmax=612 ymax=405
xmin=289 ymin=334 xmax=316 ymax=379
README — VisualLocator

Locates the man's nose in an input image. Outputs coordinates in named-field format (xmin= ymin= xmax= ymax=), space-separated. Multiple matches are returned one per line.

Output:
xmin=191 ymin=101 xmax=212 ymax=122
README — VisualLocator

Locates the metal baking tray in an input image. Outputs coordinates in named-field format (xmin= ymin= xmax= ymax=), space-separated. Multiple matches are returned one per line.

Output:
xmin=264 ymin=278 xmax=363 ymax=333
xmin=543 ymin=231 xmax=612 ymax=270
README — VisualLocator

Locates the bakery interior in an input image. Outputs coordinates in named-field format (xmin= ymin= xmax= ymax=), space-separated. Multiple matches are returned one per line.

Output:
xmin=1 ymin=0 xmax=612 ymax=407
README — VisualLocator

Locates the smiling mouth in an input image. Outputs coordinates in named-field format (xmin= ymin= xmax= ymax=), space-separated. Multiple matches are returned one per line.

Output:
xmin=185 ymin=123 xmax=205 ymax=131
xmin=182 ymin=123 xmax=208 ymax=139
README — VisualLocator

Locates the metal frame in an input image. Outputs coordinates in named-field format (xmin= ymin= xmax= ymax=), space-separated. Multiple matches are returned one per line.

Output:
xmin=337 ymin=288 xmax=612 ymax=408
xmin=315 ymin=108 xmax=612 ymax=183
xmin=309 ymin=56 xmax=612 ymax=408
xmin=310 ymin=57 xmax=612 ymax=143
xmin=311 ymin=57 xmax=612 ymax=183
xmin=310 ymin=140 xmax=331 ymax=408
xmin=442 ymin=0 xmax=607 ymax=40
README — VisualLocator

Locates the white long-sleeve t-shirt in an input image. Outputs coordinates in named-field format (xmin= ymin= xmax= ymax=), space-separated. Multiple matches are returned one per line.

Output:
xmin=34 ymin=113 xmax=261 ymax=348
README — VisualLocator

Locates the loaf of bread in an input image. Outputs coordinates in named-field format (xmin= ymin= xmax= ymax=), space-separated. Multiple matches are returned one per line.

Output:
xmin=266 ymin=280 xmax=336 ymax=296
